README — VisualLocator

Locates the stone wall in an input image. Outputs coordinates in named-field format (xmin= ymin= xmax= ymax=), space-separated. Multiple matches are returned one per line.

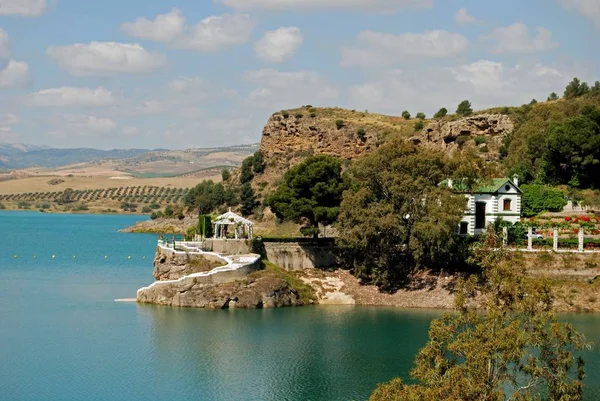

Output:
xmin=153 ymin=246 xmax=227 ymax=281
xmin=203 ymin=239 xmax=252 ymax=255
xmin=263 ymin=242 xmax=339 ymax=271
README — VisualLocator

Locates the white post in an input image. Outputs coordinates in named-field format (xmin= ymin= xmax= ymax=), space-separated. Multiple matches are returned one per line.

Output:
xmin=527 ymin=227 xmax=533 ymax=251
xmin=579 ymin=227 xmax=584 ymax=253
xmin=553 ymin=228 xmax=558 ymax=251
xmin=502 ymin=227 xmax=508 ymax=247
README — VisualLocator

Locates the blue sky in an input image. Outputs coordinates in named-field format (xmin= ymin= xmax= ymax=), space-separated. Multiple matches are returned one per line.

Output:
xmin=0 ymin=0 xmax=598 ymax=149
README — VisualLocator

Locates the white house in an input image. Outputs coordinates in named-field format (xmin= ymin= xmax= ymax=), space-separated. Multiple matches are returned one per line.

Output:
xmin=441 ymin=175 xmax=522 ymax=236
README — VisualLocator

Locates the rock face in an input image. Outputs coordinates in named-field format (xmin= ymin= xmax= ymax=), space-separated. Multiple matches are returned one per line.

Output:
xmin=153 ymin=246 xmax=226 ymax=281
xmin=413 ymin=114 xmax=514 ymax=161
xmin=137 ymin=274 xmax=304 ymax=309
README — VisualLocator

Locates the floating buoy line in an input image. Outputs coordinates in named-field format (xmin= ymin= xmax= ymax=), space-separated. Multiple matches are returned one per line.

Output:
xmin=8 ymin=255 xmax=151 ymax=261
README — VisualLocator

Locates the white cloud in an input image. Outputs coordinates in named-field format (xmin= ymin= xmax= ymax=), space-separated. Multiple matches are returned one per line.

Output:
xmin=346 ymin=60 xmax=582 ymax=115
xmin=168 ymin=76 xmax=204 ymax=92
xmin=122 ymin=10 xmax=254 ymax=52
xmin=0 ymin=29 xmax=9 ymax=58
xmin=0 ymin=112 xmax=19 ymax=131
xmin=220 ymin=0 xmax=432 ymax=12
xmin=341 ymin=30 xmax=469 ymax=68
xmin=52 ymin=114 xmax=117 ymax=136
xmin=488 ymin=23 xmax=558 ymax=53
xmin=46 ymin=41 xmax=166 ymax=77
xmin=120 ymin=8 xmax=185 ymax=43
xmin=255 ymin=27 xmax=304 ymax=63
xmin=454 ymin=8 xmax=475 ymax=24
xmin=29 ymin=87 xmax=115 ymax=107
xmin=0 ymin=0 xmax=46 ymax=16
xmin=561 ymin=0 xmax=600 ymax=27
xmin=0 ymin=60 xmax=30 ymax=88
xmin=244 ymin=68 xmax=339 ymax=108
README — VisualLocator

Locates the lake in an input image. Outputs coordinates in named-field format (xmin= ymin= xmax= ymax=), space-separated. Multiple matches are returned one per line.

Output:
xmin=0 ymin=211 xmax=598 ymax=401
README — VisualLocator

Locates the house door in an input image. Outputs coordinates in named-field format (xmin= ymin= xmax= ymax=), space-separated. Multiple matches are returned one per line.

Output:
xmin=475 ymin=202 xmax=486 ymax=230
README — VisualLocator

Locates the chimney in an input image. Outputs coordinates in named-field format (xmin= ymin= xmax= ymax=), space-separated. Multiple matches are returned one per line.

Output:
xmin=447 ymin=178 xmax=453 ymax=189
xmin=512 ymin=174 xmax=519 ymax=187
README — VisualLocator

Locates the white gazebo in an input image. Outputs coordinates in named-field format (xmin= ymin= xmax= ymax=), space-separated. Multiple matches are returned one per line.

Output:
xmin=213 ymin=208 xmax=254 ymax=240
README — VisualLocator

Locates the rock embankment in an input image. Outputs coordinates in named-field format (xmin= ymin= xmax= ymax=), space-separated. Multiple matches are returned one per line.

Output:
xmin=138 ymin=273 xmax=304 ymax=309
xmin=120 ymin=216 xmax=197 ymax=234
xmin=153 ymin=245 xmax=225 ymax=281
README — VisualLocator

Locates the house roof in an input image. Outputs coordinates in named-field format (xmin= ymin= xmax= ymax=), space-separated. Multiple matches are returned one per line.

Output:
xmin=440 ymin=178 xmax=522 ymax=194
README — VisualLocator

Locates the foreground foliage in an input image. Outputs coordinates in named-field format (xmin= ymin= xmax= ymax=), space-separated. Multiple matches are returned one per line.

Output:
xmin=337 ymin=139 xmax=466 ymax=290
xmin=370 ymin=233 xmax=590 ymax=401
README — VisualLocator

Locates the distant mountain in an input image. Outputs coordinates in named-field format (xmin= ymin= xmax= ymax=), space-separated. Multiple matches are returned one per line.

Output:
xmin=0 ymin=143 xmax=259 ymax=172
xmin=0 ymin=145 xmax=156 ymax=169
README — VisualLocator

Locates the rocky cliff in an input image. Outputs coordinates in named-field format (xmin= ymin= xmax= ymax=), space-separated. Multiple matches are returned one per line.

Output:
xmin=257 ymin=107 xmax=414 ymax=188
xmin=255 ymin=107 xmax=514 ymax=189
xmin=412 ymin=113 xmax=514 ymax=161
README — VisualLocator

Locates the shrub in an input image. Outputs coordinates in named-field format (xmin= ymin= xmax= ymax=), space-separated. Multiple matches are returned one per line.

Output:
xmin=479 ymin=145 xmax=489 ymax=153
xmin=521 ymin=184 xmax=568 ymax=217
xmin=310 ymin=112 xmax=317 ymax=118
xmin=401 ymin=110 xmax=411 ymax=120
xmin=456 ymin=135 xmax=469 ymax=145
xmin=357 ymin=128 xmax=367 ymax=141
xmin=456 ymin=100 xmax=473 ymax=116
xmin=295 ymin=113 xmax=303 ymax=119
xmin=474 ymin=136 xmax=487 ymax=146
xmin=142 ymin=206 xmax=152 ymax=213
xmin=414 ymin=120 xmax=424 ymax=131
xmin=434 ymin=108 xmax=448 ymax=119
xmin=335 ymin=120 xmax=344 ymax=129
xmin=415 ymin=112 xmax=426 ymax=120
xmin=281 ymin=110 xmax=290 ymax=119
xmin=309 ymin=108 xmax=317 ymax=113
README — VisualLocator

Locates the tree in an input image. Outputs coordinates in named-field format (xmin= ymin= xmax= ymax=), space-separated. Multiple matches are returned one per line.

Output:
xmin=240 ymin=183 xmax=259 ymax=216
xmin=370 ymin=233 xmax=589 ymax=401
xmin=591 ymin=81 xmax=600 ymax=95
xmin=56 ymin=188 xmax=75 ymax=205
xmin=401 ymin=110 xmax=411 ymax=120
xmin=521 ymin=184 xmax=568 ymax=217
xmin=337 ymin=139 xmax=466 ymax=290
xmin=183 ymin=181 xmax=234 ymax=214
xmin=415 ymin=112 xmax=426 ymax=120
xmin=221 ymin=168 xmax=231 ymax=182
xmin=252 ymin=151 xmax=265 ymax=174
xmin=434 ymin=108 xmax=448 ymax=119
xmin=240 ymin=157 xmax=254 ymax=184
xmin=267 ymin=155 xmax=346 ymax=238
xmin=564 ymin=77 xmax=590 ymax=99
xmin=164 ymin=204 xmax=174 ymax=218
xmin=540 ymin=114 xmax=600 ymax=188
xmin=456 ymin=100 xmax=473 ymax=116
xmin=529 ymin=99 xmax=538 ymax=105
xmin=547 ymin=92 xmax=559 ymax=101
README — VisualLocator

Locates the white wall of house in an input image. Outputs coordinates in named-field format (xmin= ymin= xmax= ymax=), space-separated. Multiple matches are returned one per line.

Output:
xmin=458 ymin=180 xmax=521 ymax=235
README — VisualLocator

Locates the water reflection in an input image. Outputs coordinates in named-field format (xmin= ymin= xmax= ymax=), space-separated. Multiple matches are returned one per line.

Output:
xmin=139 ymin=305 xmax=440 ymax=401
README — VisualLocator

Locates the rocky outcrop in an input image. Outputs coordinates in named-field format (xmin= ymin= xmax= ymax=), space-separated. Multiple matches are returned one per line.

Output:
xmin=257 ymin=107 xmax=411 ymax=189
xmin=153 ymin=246 xmax=225 ymax=281
xmin=119 ymin=216 xmax=198 ymax=234
xmin=137 ymin=274 xmax=304 ymax=309
xmin=412 ymin=114 xmax=514 ymax=161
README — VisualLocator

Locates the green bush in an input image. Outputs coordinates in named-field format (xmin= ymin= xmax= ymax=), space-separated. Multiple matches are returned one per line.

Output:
xmin=357 ymin=128 xmax=367 ymax=141
xmin=310 ymin=112 xmax=317 ymax=118
xmin=521 ymin=184 xmax=568 ymax=217
xmin=479 ymin=145 xmax=489 ymax=153
xmin=434 ymin=108 xmax=448 ymax=119
xmin=401 ymin=110 xmax=411 ymax=120
xmin=456 ymin=135 xmax=469 ymax=145
xmin=416 ymin=112 xmax=426 ymax=120
xmin=414 ymin=120 xmax=424 ymax=131
xmin=142 ymin=206 xmax=152 ymax=213
xmin=335 ymin=120 xmax=344 ymax=129
xmin=456 ymin=100 xmax=473 ymax=116
xmin=474 ymin=136 xmax=487 ymax=146
xmin=281 ymin=110 xmax=290 ymax=119
xmin=295 ymin=113 xmax=303 ymax=119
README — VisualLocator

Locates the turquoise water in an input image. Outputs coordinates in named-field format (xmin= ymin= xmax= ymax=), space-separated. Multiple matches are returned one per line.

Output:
xmin=0 ymin=211 xmax=599 ymax=401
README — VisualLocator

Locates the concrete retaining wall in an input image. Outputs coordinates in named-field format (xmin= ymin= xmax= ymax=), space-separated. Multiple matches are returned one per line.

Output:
xmin=203 ymin=239 xmax=252 ymax=255
xmin=263 ymin=242 xmax=339 ymax=271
